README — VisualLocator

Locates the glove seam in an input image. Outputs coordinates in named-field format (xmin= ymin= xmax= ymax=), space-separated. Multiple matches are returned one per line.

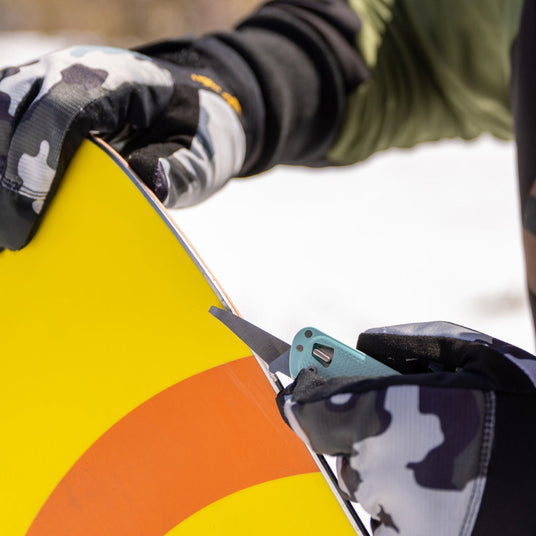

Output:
xmin=460 ymin=390 xmax=495 ymax=535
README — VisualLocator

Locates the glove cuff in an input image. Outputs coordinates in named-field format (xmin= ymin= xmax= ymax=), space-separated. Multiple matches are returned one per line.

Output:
xmin=136 ymin=1 xmax=369 ymax=176
xmin=221 ymin=3 xmax=366 ymax=174
xmin=472 ymin=392 xmax=536 ymax=534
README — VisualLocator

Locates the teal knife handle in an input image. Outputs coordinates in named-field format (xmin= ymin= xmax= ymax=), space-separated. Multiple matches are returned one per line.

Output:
xmin=289 ymin=327 xmax=399 ymax=379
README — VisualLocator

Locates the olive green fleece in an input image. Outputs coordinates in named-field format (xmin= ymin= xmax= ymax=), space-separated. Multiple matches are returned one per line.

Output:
xmin=328 ymin=0 xmax=524 ymax=164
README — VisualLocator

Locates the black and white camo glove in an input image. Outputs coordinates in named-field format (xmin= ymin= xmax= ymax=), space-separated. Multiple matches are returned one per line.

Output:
xmin=0 ymin=39 xmax=263 ymax=250
xmin=277 ymin=322 xmax=536 ymax=535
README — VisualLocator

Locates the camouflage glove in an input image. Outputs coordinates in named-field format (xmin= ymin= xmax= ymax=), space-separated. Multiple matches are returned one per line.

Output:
xmin=277 ymin=322 xmax=536 ymax=535
xmin=0 ymin=41 xmax=259 ymax=250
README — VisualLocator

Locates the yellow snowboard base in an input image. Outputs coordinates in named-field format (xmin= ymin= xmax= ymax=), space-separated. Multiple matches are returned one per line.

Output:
xmin=0 ymin=139 xmax=364 ymax=535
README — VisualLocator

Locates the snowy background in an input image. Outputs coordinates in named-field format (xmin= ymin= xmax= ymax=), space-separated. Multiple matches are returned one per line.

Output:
xmin=2 ymin=33 xmax=534 ymax=354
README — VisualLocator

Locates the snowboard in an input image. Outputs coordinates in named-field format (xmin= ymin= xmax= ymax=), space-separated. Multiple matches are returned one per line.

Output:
xmin=0 ymin=138 xmax=366 ymax=535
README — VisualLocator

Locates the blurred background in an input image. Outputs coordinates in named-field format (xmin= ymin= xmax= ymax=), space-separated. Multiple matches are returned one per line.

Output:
xmin=0 ymin=0 xmax=264 ymax=45
xmin=0 ymin=1 xmax=533 ymax=353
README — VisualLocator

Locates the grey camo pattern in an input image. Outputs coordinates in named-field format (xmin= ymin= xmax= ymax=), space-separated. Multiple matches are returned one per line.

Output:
xmin=0 ymin=46 xmax=174 ymax=214
xmin=280 ymin=321 xmax=536 ymax=535
xmin=283 ymin=381 xmax=494 ymax=535
xmin=154 ymin=89 xmax=246 ymax=208
xmin=0 ymin=45 xmax=247 ymax=250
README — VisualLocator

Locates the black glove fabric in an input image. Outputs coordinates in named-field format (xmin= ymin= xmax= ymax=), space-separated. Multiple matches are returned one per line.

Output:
xmin=0 ymin=39 xmax=263 ymax=250
xmin=0 ymin=0 xmax=368 ymax=251
xmin=277 ymin=322 xmax=536 ymax=535
xmin=0 ymin=0 xmax=368 ymax=249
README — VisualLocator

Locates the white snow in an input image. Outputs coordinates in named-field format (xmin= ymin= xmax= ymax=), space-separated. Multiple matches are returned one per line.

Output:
xmin=176 ymin=140 xmax=534 ymax=353
xmin=1 ymin=33 xmax=533 ymax=353
xmin=0 ymin=32 xmax=74 ymax=65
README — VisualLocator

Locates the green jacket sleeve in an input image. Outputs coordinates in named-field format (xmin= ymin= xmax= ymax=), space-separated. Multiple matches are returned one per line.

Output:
xmin=329 ymin=0 xmax=524 ymax=164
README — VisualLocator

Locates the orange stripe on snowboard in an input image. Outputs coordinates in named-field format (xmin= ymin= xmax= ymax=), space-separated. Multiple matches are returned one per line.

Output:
xmin=27 ymin=356 xmax=316 ymax=536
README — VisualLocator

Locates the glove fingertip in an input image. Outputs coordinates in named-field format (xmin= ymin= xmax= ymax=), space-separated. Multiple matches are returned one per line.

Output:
xmin=357 ymin=331 xmax=433 ymax=374
xmin=127 ymin=149 xmax=172 ymax=203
